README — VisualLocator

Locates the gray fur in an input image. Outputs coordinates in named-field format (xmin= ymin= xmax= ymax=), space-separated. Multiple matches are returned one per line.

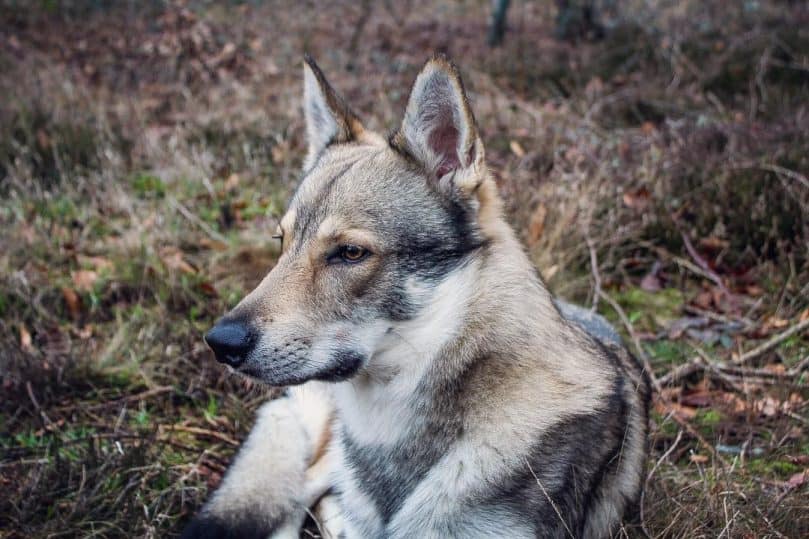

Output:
xmin=555 ymin=299 xmax=621 ymax=345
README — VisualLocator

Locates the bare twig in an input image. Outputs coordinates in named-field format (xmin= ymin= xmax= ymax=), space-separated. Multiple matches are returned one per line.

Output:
xmin=733 ymin=318 xmax=809 ymax=365
xmin=680 ymin=231 xmax=729 ymax=294
xmin=731 ymin=162 xmax=809 ymax=190
xmin=683 ymin=305 xmax=755 ymax=330
xmin=784 ymin=411 xmax=809 ymax=427
xmin=692 ymin=346 xmax=745 ymax=393
xmin=658 ymin=356 xmax=705 ymax=386
xmin=660 ymin=347 xmax=808 ymax=387
xmin=53 ymin=385 xmax=175 ymax=412
xmin=720 ymin=363 xmax=801 ymax=379
xmin=637 ymin=240 xmax=736 ymax=300
xmin=668 ymin=409 xmax=728 ymax=466
xmin=169 ymin=196 xmax=229 ymax=245
xmin=788 ymin=355 xmax=809 ymax=376
xmin=26 ymin=381 xmax=54 ymax=427
xmin=641 ymin=429 xmax=683 ymax=535
xmin=526 ymin=458 xmax=575 ymax=539
xmin=159 ymin=425 xmax=239 ymax=447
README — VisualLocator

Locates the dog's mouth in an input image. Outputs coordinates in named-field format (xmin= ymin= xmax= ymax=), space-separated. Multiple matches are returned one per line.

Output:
xmin=234 ymin=349 xmax=365 ymax=387
xmin=317 ymin=350 xmax=364 ymax=381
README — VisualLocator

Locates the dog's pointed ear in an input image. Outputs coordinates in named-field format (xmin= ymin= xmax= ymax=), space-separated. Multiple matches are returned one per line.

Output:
xmin=302 ymin=55 xmax=364 ymax=170
xmin=392 ymin=55 xmax=485 ymax=194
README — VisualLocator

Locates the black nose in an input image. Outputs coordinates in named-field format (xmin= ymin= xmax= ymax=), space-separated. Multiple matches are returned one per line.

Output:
xmin=204 ymin=320 xmax=256 ymax=367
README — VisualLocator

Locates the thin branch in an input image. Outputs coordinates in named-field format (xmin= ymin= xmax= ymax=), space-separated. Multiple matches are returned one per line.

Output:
xmin=788 ymin=355 xmax=809 ymax=377
xmin=159 ymin=425 xmax=239 ymax=447
xmin=641 ymin=429 xmax=683 ymax=535
xmin=525 ymin=458 xmax=575 ymax=539
xmin=668 ymin=408 xmax=728 ymax=466
xmin=680 ymin=231 xmax=729 ymax=295
xmin=637 ymin=240 xmax=737 ymax=301
xmin=731 ymin=162 xmax=809 ymax=190
xmin=658 ymin=356 xmax=704 ymax=386
xmin=733 ymin=318 xmax=809 ymax=366
xmin=26 ymin=381 xmax=54 ymax=427
xmin=169 ymin=196 xmax=229 ymax=245
xmin=53 ymin=385 xmax=175 ymax=413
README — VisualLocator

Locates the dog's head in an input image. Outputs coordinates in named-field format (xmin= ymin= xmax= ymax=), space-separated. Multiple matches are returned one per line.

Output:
xmin=205 ymin=55 xmax=501 ymax=386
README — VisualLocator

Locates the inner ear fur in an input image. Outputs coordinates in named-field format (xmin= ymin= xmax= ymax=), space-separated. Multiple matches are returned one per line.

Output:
xmin=391 ymin=55 xmax=486 ymax=194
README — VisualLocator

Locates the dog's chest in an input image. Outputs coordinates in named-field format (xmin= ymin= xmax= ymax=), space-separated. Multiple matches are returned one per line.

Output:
xmin=338 ymin=417 xmax=458 ymax=523
xmin=333 ymin=429 xmax=538 ymax=539
xmin=332 ymin=377 xmax=466 ymax=530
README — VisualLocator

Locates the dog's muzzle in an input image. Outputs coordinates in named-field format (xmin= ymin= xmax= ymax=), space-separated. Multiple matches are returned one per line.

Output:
xmin=204 ymin=318 xmax=257 ymax=367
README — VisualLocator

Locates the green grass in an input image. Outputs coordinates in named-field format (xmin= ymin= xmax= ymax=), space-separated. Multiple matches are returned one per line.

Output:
xmin=131 ymin=173 xmax=167 ymax=199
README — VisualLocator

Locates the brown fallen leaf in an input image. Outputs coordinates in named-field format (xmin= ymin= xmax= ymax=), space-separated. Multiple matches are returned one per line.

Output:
xmin=509 ymin=140 xmax=525 ymax=157
xmin=764 ymin=315 xmax=790 ymax=330
xmin=694 ymin=290 xmax=713 ymax=309
xmin=75 ymin=325 xmax=93 ymax=340
xmin=199 ymin=238 xmax=228 ymax=251
xmin=19 ymin=324 xmax=33 ymax=352
xmin=271 ymin=144 xmax=287 ymax=164
xmin=690 ymin=454 xmax=709 ymax=464
xmin=698 ymin=236 xmax=729 ymax=251
xmin=198 ymin=281 xmax=218 ymax=297
xmin=716 ymin=392 xmax=748 ymax=415
xmin=743 ymin=284 xmax=763 ymax=297
xmin=224 ymin=173 xmax=240 ymax=191
xmin=19 ymin=224 xmax=37 ymax=244
xmin=622 ymin=187 xmax=651 ymax=210
xmin=77 ymin=255 xmax=113 ymax=272
xmin=526 ymin=203 xmax=547 ymax=247
xmin=542 ymin=264 xmax=559 ymax=280
xmin=787 ymin=470 xmax=807 ymax=489
xmin=659 ymin=387 xmax=683 ymax=400
xmin=755 ymin=396 xmax=779 ymax=417
xmin=62 ymin=287 xmax=81 ymax=320
xmin=763 ymin=363 xmax=786 ymax=375
xmin=640 ymin=262 xmax=662 ymax=292
xmin=680 ymin=390 xmax=712 ymax=408
xmin=71 ymin=269 xmax=98 ymax=292
xmin=654 ymin=398 xmax=697 ymax=420
xmin=160 ymin=248 xmax=196 ymax=274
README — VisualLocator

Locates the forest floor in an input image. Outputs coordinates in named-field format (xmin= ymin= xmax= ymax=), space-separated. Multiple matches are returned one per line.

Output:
xmin=1 ymin=1 xmax=807 ymax=537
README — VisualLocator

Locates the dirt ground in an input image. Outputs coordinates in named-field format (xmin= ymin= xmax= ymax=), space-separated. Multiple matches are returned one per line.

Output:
xmin=1 ymin=1 xmax=807 ymax=537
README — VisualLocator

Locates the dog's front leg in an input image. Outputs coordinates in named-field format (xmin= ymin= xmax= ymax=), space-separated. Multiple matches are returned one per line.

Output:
xmin=181 ymin=382 xmax=335 ymax=539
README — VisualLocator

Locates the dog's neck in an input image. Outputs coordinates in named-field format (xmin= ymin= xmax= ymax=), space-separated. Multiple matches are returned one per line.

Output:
xmin=333 ymin=203 xmax=560 ymax=443
xmin=369 ymin=180 xmax=557 ymax=379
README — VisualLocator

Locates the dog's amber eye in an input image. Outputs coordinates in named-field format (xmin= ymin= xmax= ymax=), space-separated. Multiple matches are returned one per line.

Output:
xmin=340 ymin=245 xmax=368 ymax=263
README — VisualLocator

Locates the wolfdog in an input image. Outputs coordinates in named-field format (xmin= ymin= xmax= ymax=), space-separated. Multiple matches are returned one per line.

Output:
xmin=183 ymin=55 xmax=650 ymax=539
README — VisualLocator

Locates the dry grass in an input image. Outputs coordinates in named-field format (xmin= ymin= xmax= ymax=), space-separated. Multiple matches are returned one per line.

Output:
xmin=1 ymin=1 xmax=807 ymax=537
